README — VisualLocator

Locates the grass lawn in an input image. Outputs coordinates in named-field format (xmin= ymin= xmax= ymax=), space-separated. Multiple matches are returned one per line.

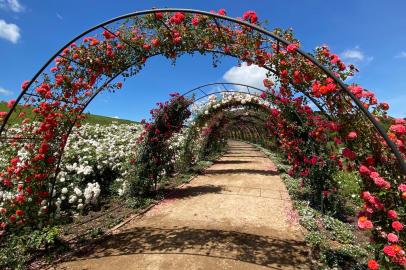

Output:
xmin=0 ymin=102 xmax=137 ymax=125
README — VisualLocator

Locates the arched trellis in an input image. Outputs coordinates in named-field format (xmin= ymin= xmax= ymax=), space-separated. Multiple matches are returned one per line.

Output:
xmin=225 ymin=119 xmax=266 ymax=142
xmin=182 ymin=84 xmax=270 ymax=141
xmin=181 ymin=82 xmax=306 ymax=125
xmin=181 ymin=82 xmax=327 ymax=116
xmin=0 ymin=8 xmax=404 ymax=173
xmin=180 ymin=85 xmax=298 ymax=159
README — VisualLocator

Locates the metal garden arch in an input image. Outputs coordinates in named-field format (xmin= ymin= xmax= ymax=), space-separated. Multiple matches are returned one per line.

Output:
xmin=0 ymin=8 xmax=404 ymax=175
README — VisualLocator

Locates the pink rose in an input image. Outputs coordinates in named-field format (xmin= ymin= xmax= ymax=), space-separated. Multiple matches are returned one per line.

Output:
xmin=7 ymin=100 xmax=16 ymax=108
xmin=347 ymin=131 xmax=358 ymax=140
xmin=358 ymin=216 xmax=373 ymax=229
xmin=287 ymin=43 xmax=298 ymax=53
xmin=369 ymin=171 xmax=380 ymax=179
xmin=387 ymin=233 xmax=398 ymax=243
xmin=359 ymin=165 xmax=370 ymax=175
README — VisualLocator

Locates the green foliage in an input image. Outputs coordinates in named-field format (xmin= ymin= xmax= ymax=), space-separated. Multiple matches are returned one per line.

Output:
xmin=305 ymin=231 xmax=326 ymax=248
xmin=334 ymin=171 xmax=363 ymax=207
xmin=89 ymin=227 xmax=104 ymax=238
xmin=0 ymin=226 xmax=60 ymax=270
xmin=323 ymin=215 xmax=355 ymax=244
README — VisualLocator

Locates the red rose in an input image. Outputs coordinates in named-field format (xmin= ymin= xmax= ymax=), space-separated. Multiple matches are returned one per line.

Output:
xmin=390 ymin=124 xmax=406 ymax=134
xmin=379 ymin=102 xmax=389 ymax=110
xmin=16 ymin=209 xmax=24 ymax=216
xmin=383 ymin=244 xmax=402 ymax=257
xmin=365 ymin=156 xmax=375 ymax=166
xmin=392 ymin=221 xmax=404 ymax=231
xmin=151 ymin=38 xmax=160 ymax=47
xmin=218 ymin=9 xmax=226 ymax=15
xmin=342 ymin=148 xmax=356 ymax=160
xmin=191 ymin=16 xmax=199 ymax=26
xmin=367 ymin=260 xmax=379 ymax=270
xmin=102 ymin=30 xmax=115 ymax=40
xmin=310 ymin=155 xmax=318 ymax=165
xmin=169 ymin=12 xmax=185 ymax=24
xmin=9 ymin=215 xmax=16 ymax=223
xmin=154 ymin=12 xmax=163 ymax=20
xmin=242 ymin=10 xmax=258 ymax=23
xmin=388 ymin=210 xmax=398 ymax=219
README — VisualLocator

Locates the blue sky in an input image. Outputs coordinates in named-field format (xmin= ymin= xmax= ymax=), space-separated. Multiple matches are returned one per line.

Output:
xmin=0 ymin=0 xmax=405 ymax=121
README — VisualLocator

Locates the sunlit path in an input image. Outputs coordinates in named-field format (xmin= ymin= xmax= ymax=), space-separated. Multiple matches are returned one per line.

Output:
xmin=57 ymin=141 xmax=310 ymax=270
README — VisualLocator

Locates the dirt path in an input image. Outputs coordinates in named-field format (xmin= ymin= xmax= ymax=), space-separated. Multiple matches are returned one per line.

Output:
xmin=57 ymin=141 xmax=310 ymax=270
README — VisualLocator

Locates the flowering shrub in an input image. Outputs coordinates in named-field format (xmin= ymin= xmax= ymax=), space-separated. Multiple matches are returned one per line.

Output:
xmin=131 ymin=93 xmax=192 ymax=194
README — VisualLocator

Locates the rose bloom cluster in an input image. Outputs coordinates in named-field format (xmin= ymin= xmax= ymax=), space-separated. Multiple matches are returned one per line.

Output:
xmin=192 ymin=91 xmax=273 ymax=117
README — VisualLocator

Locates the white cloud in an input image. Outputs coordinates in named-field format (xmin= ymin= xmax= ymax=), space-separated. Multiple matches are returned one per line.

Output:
xmin=342 ymin=49 xmax=364 ymax=61
xmin=341 ymin=46 xmax=374 ymax=64
xmin=0 ymin=19 xmax=20 ymax=43
xmin=0 ymin=0 xmax=24 ymax=12
xmin=0 ymin=87 xmax=12 ymax=95
xmin=395 ymin=51 xmax=406 ymax=58
xmin=56 ymin=12 xmax=63 ymax=20
xmin=222 ymin=62 xmax=269 ymax=90
xmin=112 ymin=116 xmax=120 ymax=119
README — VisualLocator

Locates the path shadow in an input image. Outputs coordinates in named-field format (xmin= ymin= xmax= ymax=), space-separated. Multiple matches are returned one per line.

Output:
xmin=204 ymin=169 xmax=279 ymax=176
xmin=222 ymin=155 xmax=266 ymax=158
xmin=166 ymin=185 xmax=223 ymax=199
xmin=64 ymin=226 xmax=310 ymax=269
xmin=228 ymin=149 xmax=261 ymax=151
xmin=214 ymin=160 xmax=252 ymax=164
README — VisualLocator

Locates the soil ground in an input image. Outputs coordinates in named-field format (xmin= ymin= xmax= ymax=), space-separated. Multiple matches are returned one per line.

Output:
xmin=56 ymin=140 xmax=311 ymax=270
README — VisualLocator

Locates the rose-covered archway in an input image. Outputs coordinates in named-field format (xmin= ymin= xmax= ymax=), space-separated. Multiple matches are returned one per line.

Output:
xmin=0 ymin=8 xmax=405 ymax=268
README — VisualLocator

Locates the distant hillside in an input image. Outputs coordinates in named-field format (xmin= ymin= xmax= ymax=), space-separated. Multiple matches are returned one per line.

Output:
xmin=0 ymin=102 xmax=137 ymax=126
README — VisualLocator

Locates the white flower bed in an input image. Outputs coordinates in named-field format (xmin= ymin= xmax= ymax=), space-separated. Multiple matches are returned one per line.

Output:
xmin=54 ymin=122 xmax=142 ymax=215
xmin=0 ymin=122 xmax=143 ymax=216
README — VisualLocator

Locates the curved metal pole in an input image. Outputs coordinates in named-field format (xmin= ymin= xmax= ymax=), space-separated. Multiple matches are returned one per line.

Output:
xmin=0 ymin=8 xmax=403 ymax=173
